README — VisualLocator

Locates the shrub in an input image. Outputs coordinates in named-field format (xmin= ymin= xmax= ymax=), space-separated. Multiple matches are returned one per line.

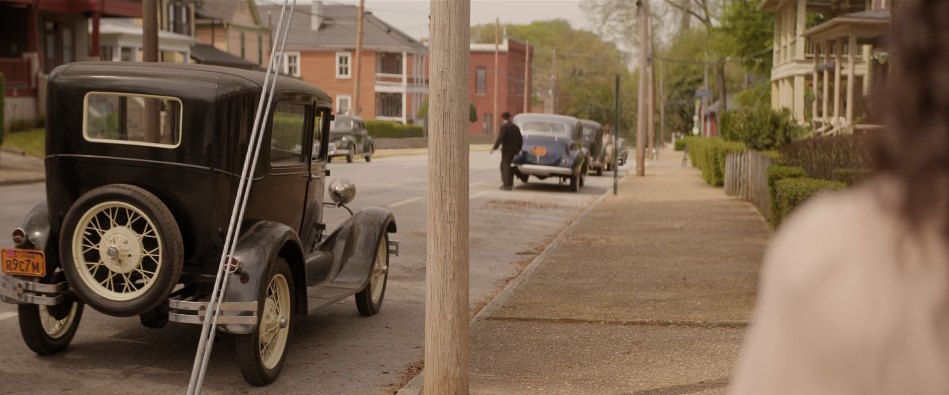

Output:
xmin=773 ymin=178 xmax=846 ymax=228
xmin=7 ymin=117 xmax=44 ymax=133
xmin=767 ymin=166 xmax=806 ymax=225
xmin=778 ymin=134 xmax=872 ymax=180
xmin=685 ymin=137 xmax=746 ymax=186
xmin=674 ymin=139 xmax=686 ymax=151
xmin=720 ymin=107 xmax=802 ymax=150
xmin=833 ymin=168 xmax=873 ymax=186
xmin=365 ymin=120 xmax=424 ymax=138
xmin=0 ymin=72 xmax=4 ymax=146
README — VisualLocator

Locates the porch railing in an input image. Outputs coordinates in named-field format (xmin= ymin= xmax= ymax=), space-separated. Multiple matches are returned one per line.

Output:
xmin=0 ymin=58 xmax=32 ymax=86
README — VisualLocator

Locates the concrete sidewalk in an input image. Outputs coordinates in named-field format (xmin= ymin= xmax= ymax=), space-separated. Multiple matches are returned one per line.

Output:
xmin=401 ymin=149 xmax=770 ymax=394
xmin=0 ymin=147 xmax=45 ymax=186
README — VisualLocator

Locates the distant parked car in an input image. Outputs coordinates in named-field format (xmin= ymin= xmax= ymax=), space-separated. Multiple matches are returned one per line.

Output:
xmin=328 ymin=115 xmax=374 ymax=163
xmin=617 ymin=137 xmax=630 ymax=166
xmin=512 ymin=113 xmax=587 ymax=192
xmin=580 ymin=119 xmax=604 ymax=176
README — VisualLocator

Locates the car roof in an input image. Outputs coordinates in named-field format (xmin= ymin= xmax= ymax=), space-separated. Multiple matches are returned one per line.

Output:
xmin=579 ymin=119 xmax=602 ymax=129
xmin=52 ymin=61 xmax=332 ymax=104
xmin=513 ymin=112 xmax=580 ymax=125
xmin=333 ymin=114 xmax=364 ymax=122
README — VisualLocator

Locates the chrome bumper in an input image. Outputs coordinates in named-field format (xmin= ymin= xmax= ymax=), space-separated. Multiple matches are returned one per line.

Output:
xmin=168 ymin=298 xmax=258 ymax=326
xmin=0 ymin=274 xmax=67 ymax=306
xmin=517 ymin=164 xmax=574 ymax=177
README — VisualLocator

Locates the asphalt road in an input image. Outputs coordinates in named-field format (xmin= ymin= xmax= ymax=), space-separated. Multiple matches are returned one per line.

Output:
xmin=0 ymin=151 xmax=628 ymax=394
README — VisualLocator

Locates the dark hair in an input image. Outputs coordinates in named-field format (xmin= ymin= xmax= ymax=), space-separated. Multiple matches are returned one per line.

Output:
xmin=875 ymin=0 xmax=949 ymax=235
xmin=502 ymin=111 xmax=511 ymax=120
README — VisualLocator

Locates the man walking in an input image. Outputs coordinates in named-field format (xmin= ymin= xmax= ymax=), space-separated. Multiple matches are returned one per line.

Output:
xmin=490 ymin=112 xmax=522 ymax=191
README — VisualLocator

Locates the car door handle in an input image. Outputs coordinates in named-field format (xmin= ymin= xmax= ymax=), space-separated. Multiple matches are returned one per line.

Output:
xmin=305 ymin=173 xmax=323 ymax=180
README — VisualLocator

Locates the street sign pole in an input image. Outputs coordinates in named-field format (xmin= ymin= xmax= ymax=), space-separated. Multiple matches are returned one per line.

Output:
xmin=614 ymin=74 xmax=620 ymax=195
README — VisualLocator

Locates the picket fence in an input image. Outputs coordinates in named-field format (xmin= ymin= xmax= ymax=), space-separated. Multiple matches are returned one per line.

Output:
xmin=724 ymin=150 xmax=775 ymax=219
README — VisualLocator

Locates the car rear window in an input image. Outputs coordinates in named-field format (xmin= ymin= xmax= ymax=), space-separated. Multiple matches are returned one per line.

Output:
xmin=521 ymin=121 xmax=566 ymax=134
xmin=83 ymin=92 xmax=182 ymax=148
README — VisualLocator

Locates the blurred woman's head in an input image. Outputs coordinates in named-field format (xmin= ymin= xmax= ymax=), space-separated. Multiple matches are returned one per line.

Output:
xmin=876 ymin=0 xmax=949 ymax=234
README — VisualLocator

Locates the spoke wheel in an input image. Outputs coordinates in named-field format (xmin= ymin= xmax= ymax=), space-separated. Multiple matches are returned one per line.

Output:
xmin=18 ymin=300 xmax=84 ymax=355
xmin=60 ymin=184 xmax=183 ymax=317
xmin=355 ymin=232 xmax=389 ymax=316
xmin=237 ymin=257 xmax=294 ymax=386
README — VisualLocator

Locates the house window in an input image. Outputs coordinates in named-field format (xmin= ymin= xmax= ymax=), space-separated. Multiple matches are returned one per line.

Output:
xmin=282 ymin=52 xmax=300 ymax=77
xmin=476 ymin=67 xmax=486 ymax=94
xmin=337 ymin=95 xmax=352 ymax=114
xmin=376 ymin=93 xmax=403 ymax=118
xmin=336 ymin=52 xmax=352 ymax=79
xmin=240 ymin=32 xmax=246 ymax=59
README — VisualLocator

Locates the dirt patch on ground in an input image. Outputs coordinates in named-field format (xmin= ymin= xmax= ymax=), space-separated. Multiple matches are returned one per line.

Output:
xmin=481 ymin=199 xmax=575 ymax=212
xmin=386 ymin=359 xmax=424 ymax=394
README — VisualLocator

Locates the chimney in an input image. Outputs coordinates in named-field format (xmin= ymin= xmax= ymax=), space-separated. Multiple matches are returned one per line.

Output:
xmin=312 ymin=1 xmax=323 ymax=31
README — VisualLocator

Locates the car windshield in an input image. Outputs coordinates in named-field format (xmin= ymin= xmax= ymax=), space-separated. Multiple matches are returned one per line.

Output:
xmin=521 ymin=121 xmax=566 ymax=134
xmin=330 ymin=119 xmax=355 ymax=132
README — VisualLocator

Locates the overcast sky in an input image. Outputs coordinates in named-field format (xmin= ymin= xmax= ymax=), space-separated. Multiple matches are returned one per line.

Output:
xmin=272 ymin=1 xmax=594 ymax=41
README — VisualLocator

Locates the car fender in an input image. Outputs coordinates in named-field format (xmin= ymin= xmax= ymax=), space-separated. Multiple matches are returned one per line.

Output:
xmin=317 ymin=207 xmax=396 ymax=291
xmin=16 ymin=202 xmax=60 ymax=283
xmin=218 ymin=220 xmax=304 ymax=334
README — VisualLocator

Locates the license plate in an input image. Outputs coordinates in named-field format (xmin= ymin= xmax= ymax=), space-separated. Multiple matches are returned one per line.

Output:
xmin=531 ymin=146 xmax=547 ymax=156
xmin=1 ymin=249 xmax=46 ymax=277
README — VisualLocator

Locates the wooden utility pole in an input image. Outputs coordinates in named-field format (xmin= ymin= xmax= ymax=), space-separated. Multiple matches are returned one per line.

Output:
xmin=635 ymin=0 xmax=648 ymax=177
xmin=551 ymin=47 xmax=557 ymax=113
xmin=646 ymin=9 xmax=656 ymax=160
xmin=493 ymin=18 xmax=500 ymax=135
xmin=353 ymin=0 xmax=365 ymax=115
xmin=523 ymin=40 xmax=530 ymax=113
xmin=659 ymin=61 xmax=666 ymax=150
xmin=425 ymin=0 xmax=470 ymax=393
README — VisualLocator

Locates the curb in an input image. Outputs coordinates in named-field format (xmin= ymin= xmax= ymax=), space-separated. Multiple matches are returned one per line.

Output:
xmin=0 ymin=177 xmax=46 ymax=186
xmin=396 ymin=168 xmax=634 ymax=395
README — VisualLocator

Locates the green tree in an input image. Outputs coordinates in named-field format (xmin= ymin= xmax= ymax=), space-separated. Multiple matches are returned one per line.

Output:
xmin=719 ymin=0 xmax=774 ymax=75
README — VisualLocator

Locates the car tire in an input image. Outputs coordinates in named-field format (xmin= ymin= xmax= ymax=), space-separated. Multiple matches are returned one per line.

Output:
xmin=236 ymin=257 xmax=294 ymax=386
xmin=18 ymin=298 xmax=83 ymax=356
xmin=365 ymin=144 xmax=373 ymax=162
xmin=355 ymin=232 xmax=389 ymax=316
xmin=328 ymin=156 xmax=333 ymax=163
xmin=595 ymin=166 xmax=603 ymax=176
xmin=59 ymin=184 xmax=183 ymax=317
xmin=346 ymin=146 xmax=354 ymax=163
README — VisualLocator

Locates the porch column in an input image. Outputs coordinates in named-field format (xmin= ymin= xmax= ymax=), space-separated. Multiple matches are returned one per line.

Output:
xmin=796 ymin=0 xmax=806 ymax=60
xmin=812 ymin=40 xmax=820 ymax=124
xmin=91 ymin=13 xmax=102 ymax=59
xmin=822 ymin=41 xmax=830 ymax=122
xmin=846 ymin=33 xmax=856 ymax=125
xmin=794 ymin=75 xmax=805 ymax=123
xmin=402 ymin=51 xmax=408 ymax=124
xmin=833 ymin=37 xmax=842 ymax=121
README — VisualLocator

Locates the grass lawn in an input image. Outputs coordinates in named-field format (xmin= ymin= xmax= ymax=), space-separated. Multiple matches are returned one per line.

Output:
xmin=2 ymin=128 xmax=45 ymax=157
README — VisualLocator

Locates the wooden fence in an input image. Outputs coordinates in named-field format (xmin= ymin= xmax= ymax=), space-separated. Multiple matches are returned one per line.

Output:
xmin=724 ymin=150 xmax=774 ymax=219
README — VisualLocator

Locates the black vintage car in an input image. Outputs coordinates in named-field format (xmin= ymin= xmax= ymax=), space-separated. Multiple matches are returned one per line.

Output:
xmin=512 ymin=113 xmax=587 ymax=192
xmin=327 ymin=114 xmax=374 ymax=163
xmin=0 ymin=62 xmax=397 ymax=385
xmin=580 ymin=119 xmax=604 ymax=176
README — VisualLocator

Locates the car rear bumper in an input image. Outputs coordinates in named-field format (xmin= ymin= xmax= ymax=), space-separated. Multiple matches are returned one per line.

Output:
xmin=516 ymin=164 xmax=574 ymax=177
xmin=328 ymin=148 xmax=351 ymax=157
xmin=0 ymin=274 xmax=67 ymax=305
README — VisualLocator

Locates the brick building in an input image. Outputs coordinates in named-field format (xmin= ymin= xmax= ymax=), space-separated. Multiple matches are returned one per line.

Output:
xmin=468 ymin=38 xmax=532 ymax=135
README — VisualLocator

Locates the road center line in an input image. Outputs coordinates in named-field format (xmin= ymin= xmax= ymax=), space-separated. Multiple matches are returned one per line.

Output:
xmin=0 ymin=312 xmax=17 ymax=321
xmin=387 ymin=196 xmax=424 ymax=208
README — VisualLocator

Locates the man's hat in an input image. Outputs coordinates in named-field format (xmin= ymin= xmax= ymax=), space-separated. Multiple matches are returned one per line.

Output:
xmin=502 ymin=111 xmax=511 ymax=119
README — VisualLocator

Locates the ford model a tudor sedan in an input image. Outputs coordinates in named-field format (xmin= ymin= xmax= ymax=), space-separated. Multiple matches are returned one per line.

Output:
xmin=327 ymin=114 xmax=374 ymax=163
xmin=0 ymin=62 xmax=397 ymax=385
xmin=512 ymin=113 xmax=588 ymax=192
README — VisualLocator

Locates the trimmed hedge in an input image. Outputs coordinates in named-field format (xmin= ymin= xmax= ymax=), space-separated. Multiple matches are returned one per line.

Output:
xmin=772 ymin=177 xmax=846 ymax=228
xmin=833 ymin=168 xmax=872 ymax=186
xmin=767 ymin=166 xmax=806 ymax=224
xmin=674 ymin=139 xmax=687 ymax=151
xmin=778 ymin=134 xmax=872 ymax=180
xmin=365 ymin=120 xmax=424 ymax=138
xmin=685 ymin=137 xmax=746 ymax=186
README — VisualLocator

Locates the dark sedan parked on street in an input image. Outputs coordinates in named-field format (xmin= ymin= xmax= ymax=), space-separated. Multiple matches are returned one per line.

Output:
xmin=512 ymin=113 xmax=587 ymax=192
xmin=327 ymin=115 xmax=374 ymax=163
xmin=0 ymin=62 xmax=397 ymax=386
xmin=580 ymin=119 xmax=604 ymax=176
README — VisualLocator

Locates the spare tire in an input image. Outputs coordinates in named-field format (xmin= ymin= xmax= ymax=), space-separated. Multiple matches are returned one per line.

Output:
xmin=59 ymin=184 xmax=183 ymax=317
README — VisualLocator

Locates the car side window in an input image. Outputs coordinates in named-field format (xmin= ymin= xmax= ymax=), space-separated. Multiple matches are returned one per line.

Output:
xmin=83 ymin=92 xmax=182 ymax=148
xmin=270 ymin=102 xmax=308 ymax=165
